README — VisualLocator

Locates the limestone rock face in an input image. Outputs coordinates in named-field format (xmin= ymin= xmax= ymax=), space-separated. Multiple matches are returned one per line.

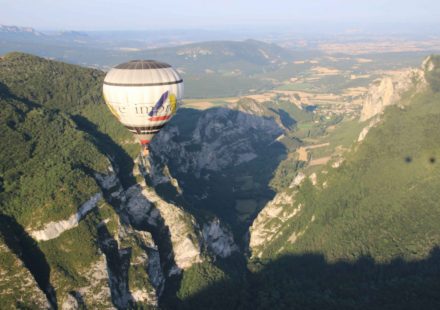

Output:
xmin=202 ymin=218 xmax=238 ymax=258
xmin=249 ymin=191 xmax=299 ymax=256
xmin=289 ymin=172 xmax=306 ymax=188
xmin=124 ymin=159 xmax=203 ymax=272
xmin=360 ymin=68 xmax=427 ymax=122
xmin=422 ymin=55 xmax=436 ymax=72
xmin=139 ymin=185 xmax=203 ymax=270
xmin=150 ymin=106 xmax=282 ymax=178
xmin=123 ymin=185 xmax=155 ymax=227
xmin=96 ymin=160 xmax=169 ymax=307
xmin=358 ymin=117 xmax=381 ymax=142
xmin=121 ymin=227 xmax=164 ymax=307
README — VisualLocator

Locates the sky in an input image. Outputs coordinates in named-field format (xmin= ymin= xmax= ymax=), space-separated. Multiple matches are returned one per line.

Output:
xmin=1 ymin=0 xmax=440 ymax=31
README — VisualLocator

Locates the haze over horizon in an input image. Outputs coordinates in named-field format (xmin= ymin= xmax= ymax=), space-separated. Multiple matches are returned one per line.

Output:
xmin=1 ymin=0 xmax=440 ymax=34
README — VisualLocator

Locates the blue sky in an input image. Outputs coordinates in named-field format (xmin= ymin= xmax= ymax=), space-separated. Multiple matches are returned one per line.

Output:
xmin=1 ymin=0 xmax=439 ymax=31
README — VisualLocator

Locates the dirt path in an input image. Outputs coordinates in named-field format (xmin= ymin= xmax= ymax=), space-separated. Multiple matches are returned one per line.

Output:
xmin=304 ymin=142 xmax=330 ymax=150
xmin=309 ymin=156 xmax=332 ymax=166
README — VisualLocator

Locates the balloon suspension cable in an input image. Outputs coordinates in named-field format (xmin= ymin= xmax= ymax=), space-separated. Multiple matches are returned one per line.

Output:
xmin=142 ymin=144 xmax=150 ymax=160
xmin=138 ymin=145 xmax=148 ymax=173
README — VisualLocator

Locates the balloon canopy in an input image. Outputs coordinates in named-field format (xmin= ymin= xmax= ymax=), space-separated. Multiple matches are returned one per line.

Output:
xmin=102 ymin=60 xmax=183 ymax=146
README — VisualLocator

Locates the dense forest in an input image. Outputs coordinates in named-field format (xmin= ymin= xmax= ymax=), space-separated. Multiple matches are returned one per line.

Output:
xmin=0 ymin=52 xmax=136 ymax=227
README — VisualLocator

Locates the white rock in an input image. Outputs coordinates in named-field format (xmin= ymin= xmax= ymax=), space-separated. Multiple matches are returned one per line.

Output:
xmin=126 ymin=179 xmax=203 ymax=270
xmin=309 ymin=173 xmax=317 ymax=186
xmin=360 ymin=68 xmax=427 ymax=122
xmin=202 ymin=219 xmax=238 ymax=258
xmin=61 ymin=294 xmax=79 ymax=310
xmin=249 ymin=192 xmax=296 ymax=250
xmin=358 ymin=117 xmax=380 ymax=142
xmin=289 ymin=172 xmax=306 ymax=188
xmin=30 ymin=193 xmax=102 ymax=241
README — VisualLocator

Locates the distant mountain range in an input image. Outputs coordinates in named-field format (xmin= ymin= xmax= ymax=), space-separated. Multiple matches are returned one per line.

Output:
xmin=0 ymin=24 xmax=90 ymax=39
xmin=0 ymin=25 xmax=303 ymax=69
xmin=0 ymin=24 xmax=42 ymax=35
xmin=0 ymin=25 xmax=318 ymax=97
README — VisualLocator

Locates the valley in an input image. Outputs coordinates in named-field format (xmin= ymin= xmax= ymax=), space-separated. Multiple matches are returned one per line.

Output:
xmin=0 ymin=34 xmax=440 ymax=309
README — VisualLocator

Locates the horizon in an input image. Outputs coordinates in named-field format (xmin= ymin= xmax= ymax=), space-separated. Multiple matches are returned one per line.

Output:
xmin=1 ymin=0 xmax=440 ymax=35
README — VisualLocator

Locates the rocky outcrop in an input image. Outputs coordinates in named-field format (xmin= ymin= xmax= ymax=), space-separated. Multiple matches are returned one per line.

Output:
xmin=139 ymin=185 xmax=203 ymax=270
xmin=358 ymin=117 xmax=380 ymax=142
xmin=422 ymin=55 xmax=436 ymax=72
xmin=95 ymin=160 xmax=167 ymax=306
xmin=61 ymin=293 xmax=81 ymax=310
xmin=309 ymin=173 xmax=318 ymax=186
xmin=123 ymin=185 xmax=156 ymax=227
xmin=150 ymin=106 xmax=283 ymax=178
xmin=289 ymin=172 xmax=306 ymax=188
xmin=95 ymin=163 xmax=120 ymax=191
xmin=360 ymin=68 xmax=427 ymax=122
xmin=73 ymin=255 xmax=115 ymax=309
xmin=250 ymin=191 xmax=302 ymax=257
xmin=126 ymin=158 xmax=203 ymax=271
xmin=148 ymin=162 xmax=182 ymax=193
xmin=202 ymin=218 xmax=238 ymax=258
xmin=121 ymin=228 xmax=164 ymax=307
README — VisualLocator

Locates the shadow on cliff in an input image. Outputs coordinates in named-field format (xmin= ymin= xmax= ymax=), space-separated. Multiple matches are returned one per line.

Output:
xmin=72 ymin=115 xmax=137 ymax=189
xmin=0 ymin=215 xmax=58 ymax=309
xmin=150 ymin=107 xmax=290 ymax=242
xmin=97 ymin=219 xmax=135 ymax=310
xmin=165 ymin=247 xmax=440 ymax=310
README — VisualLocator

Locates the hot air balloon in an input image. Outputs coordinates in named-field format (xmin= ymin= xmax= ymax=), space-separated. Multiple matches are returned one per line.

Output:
xmin=103 ymin=60 xmax=183 ymax=156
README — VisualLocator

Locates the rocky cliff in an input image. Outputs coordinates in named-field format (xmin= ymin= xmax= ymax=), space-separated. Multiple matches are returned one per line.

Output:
xmin=249 ymin=177 xmax=306 ymax=258
xmin=146 ymin=100 xmax=286 ymax=253
xmin=360 ymin=67 xmax=426 ymax=122
xmin=150 ymin=105 xmax=283 ymax=178
xmin=357 ymin=57 xmax=439 ymax=143
xmin=202 ymin=218 xmax=238 ymax=258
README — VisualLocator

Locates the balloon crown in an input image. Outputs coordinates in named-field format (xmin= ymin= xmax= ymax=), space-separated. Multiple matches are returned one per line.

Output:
xmin=115 ymin=60 xmax=171 ymax=70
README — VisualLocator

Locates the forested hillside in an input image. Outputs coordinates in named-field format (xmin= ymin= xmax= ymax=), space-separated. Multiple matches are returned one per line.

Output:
xmin=239 ymin=57 xmax=440 ymax=309
xmin=0 ymin=53 xmax=148 ymax=309
xmin=0 ymin=52 xmax=135 ymax=227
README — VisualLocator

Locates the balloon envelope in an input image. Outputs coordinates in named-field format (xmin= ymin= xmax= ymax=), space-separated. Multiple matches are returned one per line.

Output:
xmin=103 ymin=60 xmax=183 ymax=145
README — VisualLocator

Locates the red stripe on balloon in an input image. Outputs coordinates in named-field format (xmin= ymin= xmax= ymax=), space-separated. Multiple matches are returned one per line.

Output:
xmin=140 ymin=139 xmax=150 ymax=145
xmin=149 ymin=115 xmax=172 ymax=121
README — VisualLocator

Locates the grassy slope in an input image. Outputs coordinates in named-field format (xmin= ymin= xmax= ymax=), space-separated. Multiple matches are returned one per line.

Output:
xmin=238 ymin=88 xmax=440 ymax=310
xmin=260 ymin=89 xmax=440 ymax=262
